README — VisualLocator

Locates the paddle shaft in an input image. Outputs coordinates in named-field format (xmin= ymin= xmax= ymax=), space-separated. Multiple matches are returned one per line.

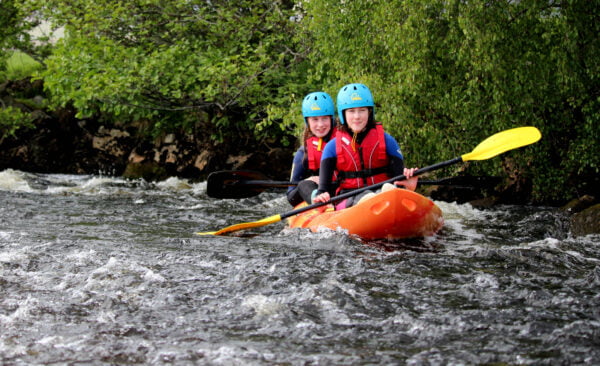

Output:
xmin=233 ymin=178 xmax=454 ymax=188
xmin=232 ymin=176 xmax=463 ymax=188
xmin=236 ymin=180 xmax=298 ymax=188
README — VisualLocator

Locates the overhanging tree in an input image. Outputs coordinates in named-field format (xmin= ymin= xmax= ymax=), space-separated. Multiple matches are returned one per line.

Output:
xmin=295 ymin=0 xmax=599 ymax=202
xmin=21 ymin=0 xmax=310 ymax=145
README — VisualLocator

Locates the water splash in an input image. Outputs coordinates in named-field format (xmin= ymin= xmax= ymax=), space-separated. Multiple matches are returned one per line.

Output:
xmin=0 ymin=169 xmax=33 ymax=192
xmin=0 ymin=171 xmax=598 ymax=365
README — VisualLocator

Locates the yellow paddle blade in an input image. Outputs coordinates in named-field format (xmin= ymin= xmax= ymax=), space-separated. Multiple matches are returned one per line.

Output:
xmin=461 ymin=126 xmax=541 ymax=162
xmin=196 ymin=214 xmax=283 ymax=236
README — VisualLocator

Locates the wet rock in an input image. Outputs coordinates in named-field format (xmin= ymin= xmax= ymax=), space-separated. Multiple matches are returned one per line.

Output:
xmin=223 ymin=147 xmax=294 ymax=181
xmin=194 ymin=150 xmax=214 ymax=171
xmin=122 ymin=161 xmax=169 ymax=181
xmin=570 ymin=203 xmax=600 ymax=237
xmin=128 ymin=150 xmax=146 ymax=164
xmin=155 ymin=144 xmax=179 ymax=164
xmin=469 ymin=196 xmax=500 ymax=209
xmin=226 ymin=153 xmax=252 ymax=169
xmin=561 ymin=195 xmax=596 ymax=214
xmin=92 ymin=127 xmax=131 ymax=158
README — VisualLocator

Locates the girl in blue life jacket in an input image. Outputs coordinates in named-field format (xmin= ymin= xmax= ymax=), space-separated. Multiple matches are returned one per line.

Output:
xmin=312 ymin=83 xmax=418 ymax=209
xmin=286 ymin=91 xmax=338 ymax=206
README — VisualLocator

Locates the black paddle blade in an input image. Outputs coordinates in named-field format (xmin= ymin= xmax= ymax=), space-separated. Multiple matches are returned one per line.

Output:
xmin=206 ymin=170 xmax=270 ymax=198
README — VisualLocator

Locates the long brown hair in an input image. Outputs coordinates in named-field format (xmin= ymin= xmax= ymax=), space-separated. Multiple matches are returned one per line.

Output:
xmin=300 ymin=116 xmax=336 ymax=164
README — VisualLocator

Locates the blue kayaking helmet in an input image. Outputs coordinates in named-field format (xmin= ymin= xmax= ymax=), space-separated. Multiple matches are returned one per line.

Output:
xmin=301 ymin=92 xmax=335 ymax=125
xmin=336 ymin=83 xmax=375 ymax=125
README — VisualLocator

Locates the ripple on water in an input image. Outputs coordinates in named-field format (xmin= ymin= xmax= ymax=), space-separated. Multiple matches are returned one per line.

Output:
xmin=1 ymin=171 xmax=599 ymax=364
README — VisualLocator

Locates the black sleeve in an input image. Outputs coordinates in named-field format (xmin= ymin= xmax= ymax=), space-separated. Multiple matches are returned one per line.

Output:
xmin=286 ymin=180 xmax=319 ymax=206
xmin=316 ymin=156 xmax=337 ymax=195
xmin=286 ymin=187 xmax=304 ymax=206
xmin=286 ymin=148 xmax=309 ymax=205
xmin=388 ymin=155 xmax=405 ymax=177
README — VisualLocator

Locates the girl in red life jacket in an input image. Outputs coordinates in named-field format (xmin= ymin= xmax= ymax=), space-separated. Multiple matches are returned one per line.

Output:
xmin=313 ymin=83 xmax=418 ymax=209
xmin=286 ymin=91 xmax=337 ymax=206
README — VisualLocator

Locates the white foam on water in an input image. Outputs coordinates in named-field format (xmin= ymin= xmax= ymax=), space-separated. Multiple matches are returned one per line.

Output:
xmin=319 ymin=298 xmax=353 ymax=325
xmin=278 ymin=226 xmax=355 ymax=251
xmin=91 ymin=256 xmax=120 ymax=275
xmin=178 ymin=203 xmax=205 ymax=210
xmin=49 ymin=176 xmax=135 ymax=195
xmin=436 ymin=199 xmax=487 ymax=220
xmin=436 ymin=200 xmax=491 ymax=228
xmin=260 ymin=195 xmax=288 ymax=208
xmin=40 ymin=334 xmax=91 ymax=354
xmin=0 ymin=231 xmax=12 ymax=241
xmin=80 ymin=176 xmax=119 ymax=189
xmin=0 ymin=340 xmax=27 ymax=359
xmin=155 ymin=176 xmax=193 ymax=190
xmin=75 ymin=256 xmax=169 ymax=309
xmin=0 ymin=169 xmax=33 ymax=192
xmin=202 ymin=344 xmax=272 ymax=365
xmin=242 ymin=294 xmax=285 ymax=316
xmin=37 ymin=335 xmax=63 ymax=346
xmin=473 ymin=272 xmax=500 ymax=289
xmin=95 ymin=309 xmax=118 ymax=324
xmin=564 ymin=249 xmax=600 ymax=264
xmin=143 ymin=269 xmax=166 ymax=283
xmin=64 ymin=249 xmax=98 ymax=265
xmin=514 ymin=236 xmax=600 ymax=267
xmin=433 ymin=200 xmax=490 ymax=248
xmin=190 ymin=180 xmax=207 ymax=195
xmin=518 ymin=237 xmax=561 ymax=249
xmin=0 ymin=249 xmax=28 ymax=263
xmin=0 ymin=296 xmax=38 ymax=324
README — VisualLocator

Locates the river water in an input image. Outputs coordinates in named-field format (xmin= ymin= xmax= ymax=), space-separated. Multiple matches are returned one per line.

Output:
xmin=1 ymin=168 xmax=599 ymax=365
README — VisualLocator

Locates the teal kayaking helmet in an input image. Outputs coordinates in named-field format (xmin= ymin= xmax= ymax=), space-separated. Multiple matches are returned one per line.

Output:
xmin=301 ymin=92 xmax=335 ymax=125
xmin=336 ymin=83 xmax=375 ymax=125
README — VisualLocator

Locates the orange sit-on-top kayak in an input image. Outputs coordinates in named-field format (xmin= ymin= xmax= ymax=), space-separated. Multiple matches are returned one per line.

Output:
xmin=286 ymin=188 xmax=443 ymax=240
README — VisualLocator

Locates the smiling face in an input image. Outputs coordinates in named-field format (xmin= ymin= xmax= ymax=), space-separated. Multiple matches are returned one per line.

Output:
xmin=344 ymin=107 xmax=370 ymax=133
xmin=306 ymin=115 xmax=332 ymax=138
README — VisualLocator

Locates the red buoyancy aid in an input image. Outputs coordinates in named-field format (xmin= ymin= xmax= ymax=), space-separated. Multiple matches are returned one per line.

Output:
xmin=335 ymin=124 xmax=389 ymax=190
xmin=306 ymin=136 xmax=325 ymax=173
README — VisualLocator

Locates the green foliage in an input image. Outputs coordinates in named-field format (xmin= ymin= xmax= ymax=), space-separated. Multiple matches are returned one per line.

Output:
xmin=0 ymin=106 xmax=34 ymax=139
xmin=0 ymin=0 xmax=45 ymax=60
xmin=21 ymin=0 xmax=308 ymax=143
xmin=0 ymin=0 xmax=23 ymax=50
xmin=0 ymin=0 xmax=20 ymax=79
xmin=298 ymin=0 xmax=599 ymax=203
xmin=5 ymin=51 xmax=43 ymax=80
xmin=3 ymin=0 xmax=597 ymax=203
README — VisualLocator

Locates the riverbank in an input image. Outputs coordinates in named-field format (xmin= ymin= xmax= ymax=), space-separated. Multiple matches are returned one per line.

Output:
xmin=0 ymin=79 xmax=292 ymax=182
